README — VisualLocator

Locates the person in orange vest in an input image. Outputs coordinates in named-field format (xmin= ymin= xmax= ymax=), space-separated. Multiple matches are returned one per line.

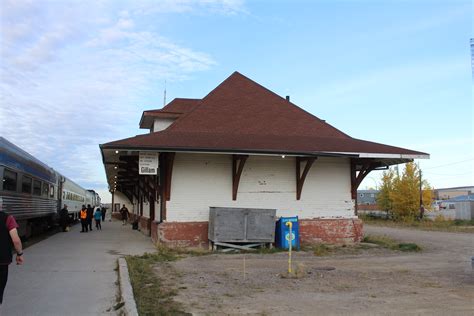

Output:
xmin=80 ymin=205 xmax=88 ymax=233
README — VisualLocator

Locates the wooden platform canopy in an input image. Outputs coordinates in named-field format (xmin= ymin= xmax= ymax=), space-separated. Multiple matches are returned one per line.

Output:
xmin=100 ymin=72 xmax=429 ymax=218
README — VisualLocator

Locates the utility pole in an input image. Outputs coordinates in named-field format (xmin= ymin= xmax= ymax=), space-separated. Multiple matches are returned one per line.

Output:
xmin=419 ymin=166 xmax=424 ymax=220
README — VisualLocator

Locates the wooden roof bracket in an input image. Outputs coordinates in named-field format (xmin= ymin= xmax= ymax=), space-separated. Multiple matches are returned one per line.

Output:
xmin=296 ymin=157 xmax=317 ymax=200
xmin=158 ymin=154 xmax=166 ymax=221
xmin=232 ymin=154 xmax=249 ymax=200
xmin=164 ymin=152 xmax=175 ymax=201
xmin=350 ymin=158 xmax=378 ymax=215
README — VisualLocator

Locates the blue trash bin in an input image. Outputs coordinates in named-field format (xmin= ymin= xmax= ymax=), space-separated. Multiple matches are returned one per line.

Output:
xmin=275 ymin=216 xmax=300 ymax=250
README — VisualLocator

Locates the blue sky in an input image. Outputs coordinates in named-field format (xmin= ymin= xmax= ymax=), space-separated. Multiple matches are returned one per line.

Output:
xmin=1 ymin=0 xmax=472 ymax=202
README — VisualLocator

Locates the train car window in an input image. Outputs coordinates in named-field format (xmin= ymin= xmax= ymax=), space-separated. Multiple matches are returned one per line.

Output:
xmin=21 ymin=175 xmax=32 ymax=194
xmin=33 ymin=179 xmax=42 ymax=196
xmin=2 ymin=169 xmax=17 ymax=191
xmin=42 ymin=183 xmax=49 ymax=197
xmin=50 ymin=185 xmax=55 ymax=198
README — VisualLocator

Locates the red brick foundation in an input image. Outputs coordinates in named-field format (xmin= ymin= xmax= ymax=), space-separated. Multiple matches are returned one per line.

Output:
xmin=149 ymin=218 xmax=363 ymax=248
xmin=139 ymin=216 xmax=151 ymax=236
xmin=124 ymin=214 xmax=151 ymax=236
xmin=299 ymin=218 xmax=363 ymax=244
xmin=112 ymin=212 xmax=122 ymax=220
xmin=151 ymin=221 xmax=209 ymax=248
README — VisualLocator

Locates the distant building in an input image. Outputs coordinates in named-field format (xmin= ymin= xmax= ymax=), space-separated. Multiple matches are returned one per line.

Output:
xmin=428 ymin=194 xmax=474 ymax=221
xmin=435 ymin=186 xmax=474 ymax=200
xmin=357 ymin=190 xmax=379 ymax=205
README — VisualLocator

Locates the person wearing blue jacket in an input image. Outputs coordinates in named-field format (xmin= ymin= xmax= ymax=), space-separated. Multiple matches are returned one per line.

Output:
xmin=93 ymin=208 xmax=102 ymax=230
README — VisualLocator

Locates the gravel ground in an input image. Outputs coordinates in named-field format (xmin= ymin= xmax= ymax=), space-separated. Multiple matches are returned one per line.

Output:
xmin=156 ymin=225 xmax=473 ymax=315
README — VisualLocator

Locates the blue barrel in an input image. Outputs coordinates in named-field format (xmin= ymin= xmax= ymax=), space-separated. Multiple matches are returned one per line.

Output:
xmin=275 ymin=216 xmax=300 ymax=250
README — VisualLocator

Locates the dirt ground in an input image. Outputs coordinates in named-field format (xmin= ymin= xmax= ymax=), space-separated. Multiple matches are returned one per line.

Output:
xmin=155 ymin=226 xmax=474 ymax=315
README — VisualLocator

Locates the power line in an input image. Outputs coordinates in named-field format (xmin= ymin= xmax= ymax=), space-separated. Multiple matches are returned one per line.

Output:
xmin=424 ymin=172 xmax=471 ymax=177
xmin=423 ymin=158 xmax=474 ymax=170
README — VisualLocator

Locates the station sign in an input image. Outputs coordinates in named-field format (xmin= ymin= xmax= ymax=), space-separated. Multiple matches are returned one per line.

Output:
xmin=139 ymin=152 xmax=158 ymax=175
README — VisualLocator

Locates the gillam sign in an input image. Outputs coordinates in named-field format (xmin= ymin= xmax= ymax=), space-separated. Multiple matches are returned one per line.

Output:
xmin=139 ymin=152 xmax=158 ymax=175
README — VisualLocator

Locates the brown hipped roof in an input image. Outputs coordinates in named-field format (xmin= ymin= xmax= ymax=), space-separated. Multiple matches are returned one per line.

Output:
xmin=103 ymin=72 xmax=428 ymax=158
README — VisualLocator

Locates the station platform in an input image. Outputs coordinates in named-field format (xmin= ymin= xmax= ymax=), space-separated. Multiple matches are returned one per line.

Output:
xmin=2 ymin=220 xmax=155 ymax=315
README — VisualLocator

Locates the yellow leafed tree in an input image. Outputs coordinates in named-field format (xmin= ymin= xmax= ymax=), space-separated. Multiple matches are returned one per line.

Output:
xmin=376 ymin=169 xmax=394 ymax=212
xmin=377 ymin=162 xmax=432 ymax=220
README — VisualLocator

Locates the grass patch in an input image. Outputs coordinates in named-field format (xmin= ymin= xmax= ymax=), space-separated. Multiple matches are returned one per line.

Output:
xmin=254 ymin=246 xmax=286 ymax=254
xmin=126 ymin=248 xmax=190 ymax=315
xmin=360 ymin=215 xmax=474 ymax=233
xmin=312 ymin=244 xmax=331 ymax=256
xmin=303 ymin=242 xmax=383 ymax=256
xmin=363 ymin=235 xmax=421 ymax=252
xmin=397 ymin=243 xmax=422 ymax=252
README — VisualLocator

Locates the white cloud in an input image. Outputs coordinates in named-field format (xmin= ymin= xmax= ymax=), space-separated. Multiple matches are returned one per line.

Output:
xmin=0 ymin=0 xmax=237 ymax=194
xmin=130 ymin=0 xmax=246 ymax=16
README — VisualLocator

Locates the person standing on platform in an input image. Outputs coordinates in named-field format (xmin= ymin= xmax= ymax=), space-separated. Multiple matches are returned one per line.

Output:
xmin=101 ymin=206 xmax=106 ymax=222
xmin=120 ymin=204 xmax=129 ymax=225
xmin=80 ymin=205 xmax=88 ymax=233
xmin=86 ymin=204 xmax=94 ymax=231
xmin=94 ymin=207 xmax=102 ymax=230
xmin=59 ymin=204 xmax=69 ymax=232
xmin=0 ymin=210 xmax=24 ymax=306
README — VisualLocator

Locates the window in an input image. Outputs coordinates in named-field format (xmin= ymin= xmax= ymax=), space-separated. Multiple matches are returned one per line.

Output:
xmin=2 ymin=169 xmax=17 ymax=191
xmin=42 ymin=183 xmax=49 ymax=197
xmin=33 ymin=180 xmax=42 ymax=196
xmin=22 ymin=175 xmax=32 ymax=194
xmin=448 ymin=204 xmax=455 ymax=210
xmin=50 ymin=185 xmax=55 ymax=198
xmin=370 ymin=193 xmax=375 ymax=198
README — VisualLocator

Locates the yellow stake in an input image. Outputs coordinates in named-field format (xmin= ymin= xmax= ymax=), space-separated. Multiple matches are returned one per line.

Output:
xmin=286 ymin=221 xmax=293 ymax=274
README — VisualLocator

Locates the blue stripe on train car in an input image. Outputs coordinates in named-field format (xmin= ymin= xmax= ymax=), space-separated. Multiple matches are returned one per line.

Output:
xmin=0 ymin=137 xmax=57 ymax=183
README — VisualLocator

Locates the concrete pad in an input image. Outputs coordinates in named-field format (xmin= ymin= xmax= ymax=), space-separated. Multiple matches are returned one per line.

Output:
xmin=2 ymin=221 xmax=155 ymax=316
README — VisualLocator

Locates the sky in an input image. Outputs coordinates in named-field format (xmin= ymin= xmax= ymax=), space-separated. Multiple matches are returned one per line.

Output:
xmin=0 ymin=0 xmax=472 ymax=203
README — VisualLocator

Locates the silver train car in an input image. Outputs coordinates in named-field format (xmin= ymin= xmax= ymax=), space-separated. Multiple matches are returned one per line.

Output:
xmin=0 ymin=137 xmax=100 ymax=237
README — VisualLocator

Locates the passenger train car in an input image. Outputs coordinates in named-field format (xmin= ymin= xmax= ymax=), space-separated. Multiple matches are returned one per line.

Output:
xmin=0 ymin=137 xmax=100 ymax=237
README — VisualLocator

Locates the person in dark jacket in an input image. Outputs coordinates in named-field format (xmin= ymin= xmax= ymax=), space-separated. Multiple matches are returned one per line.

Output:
xmin=101 ymin=206 xmax=106 ymax=222
xmin=86 ymin=204 xmax=94 ymax=231
xmin=0 ymin=211 xmax=24 ymax=305
xmin=59 ymin=204 xmax=69 ymax=232
xmin=120 ymin=205 xmax=129 ymax=225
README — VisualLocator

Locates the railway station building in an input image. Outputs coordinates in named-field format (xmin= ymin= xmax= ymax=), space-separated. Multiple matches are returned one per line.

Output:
xmin=100 ymin=72 xmax=428 ymax=247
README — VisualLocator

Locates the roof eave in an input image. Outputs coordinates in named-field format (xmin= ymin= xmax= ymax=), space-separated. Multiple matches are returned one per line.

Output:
xmin=328 ymin=151 xmax=430 ymax=159
xmin=100 ymin=144 xmax=380 ymax=158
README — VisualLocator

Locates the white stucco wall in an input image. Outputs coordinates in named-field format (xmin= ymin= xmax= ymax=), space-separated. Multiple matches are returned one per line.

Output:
xmin=166 ymin=153 xmax=355 ymax=222
xmin=142 ymin=199 xmax=150 ymax=218
xmin=153 ymin=118 xmax=175 ymax=132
